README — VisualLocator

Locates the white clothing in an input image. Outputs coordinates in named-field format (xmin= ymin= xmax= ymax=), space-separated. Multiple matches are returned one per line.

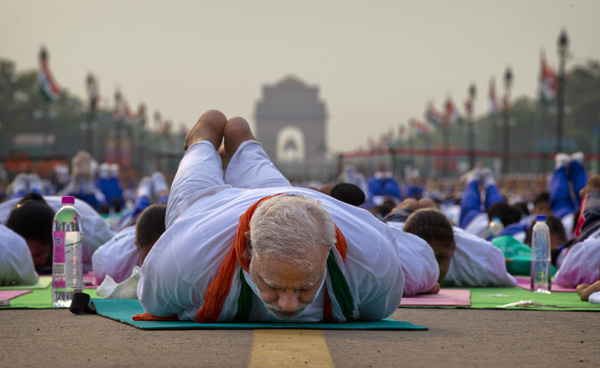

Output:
xmin=92 ymin=226 xmax=140 ymax=284
xmin=440 ymin=203 xmax=461 ymax=227
xmin=0 ymin=196 xmax=115 ymax=272
xmin=0 ymin=225 xmax=38 ymax=286
xmin=139 ymin=141 xmax=405 ymax=322
xmin=463 ymin=213 xmax=489 ymax=239
xmin=388 ymin=221 xmax=516 ymax=288
xmin=589 ymin=291 xmax=600 ymax=304
xmin=554 ymin=235 xmax=600 ymax=288
xmin=386 ymin=223 xmax=440 ymax=296
xmin=442 ymin=227 xmax=517 ymax=287
xmin=562 ymin=213 xmax=574 ymax=240
xmin=96 ymin=266 xmax=141 ymax=299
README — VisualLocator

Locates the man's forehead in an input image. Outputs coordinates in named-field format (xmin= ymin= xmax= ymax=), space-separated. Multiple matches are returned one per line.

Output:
xmin=253 ymin=255 xmax=326 ymax=288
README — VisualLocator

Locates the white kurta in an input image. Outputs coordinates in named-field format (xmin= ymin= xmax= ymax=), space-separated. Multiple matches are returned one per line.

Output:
xmin=139 ymin=141 xmax=405 ymax=322
xmin=554 ymin=232 xmax=600 ymax=288
xmin=442 ymin=227 xmax=517 ymax=287
xmin=0 ymin=196 xmax=116 ymax=272
xmin=463 ymin=213 xmax=489 ymax=239
xmin=91 ymin=226 xmax=140 ymax=284
xmin=0 ymin=224 xmax=39 ymax=286
xmin=385 ymin=222 xmax=441 ymax=296
xmin=387 ymin=221 xmax=516 ymax=288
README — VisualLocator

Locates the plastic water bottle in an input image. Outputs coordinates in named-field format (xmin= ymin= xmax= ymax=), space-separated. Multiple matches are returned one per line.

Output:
xmin=530 ymin=215 xmax=551 ymax=294
xmin=483 ymin=217 xmax=504 ymax=239
xmin=52 ymin=196 xmax=83 ymax=307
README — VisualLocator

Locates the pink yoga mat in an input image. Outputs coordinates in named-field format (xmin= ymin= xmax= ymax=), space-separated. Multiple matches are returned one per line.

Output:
xmin=0 ymin=289 xmax=32 ymax=300
xmin=83 ymin=271 xmax=98 ymax=289
xmin=515 ymin=276 xmax=576 ymax=292
xmin=400 ymin=289 xmax=471 ymax=306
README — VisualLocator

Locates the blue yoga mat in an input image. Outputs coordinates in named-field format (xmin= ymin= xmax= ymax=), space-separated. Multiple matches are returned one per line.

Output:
xmin=92 ymin=298 xmax=428 ymax=331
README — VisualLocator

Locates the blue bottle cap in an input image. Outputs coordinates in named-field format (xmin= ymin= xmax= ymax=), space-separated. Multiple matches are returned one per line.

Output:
xmin=536 ymin=215 xmax=546 ymax=221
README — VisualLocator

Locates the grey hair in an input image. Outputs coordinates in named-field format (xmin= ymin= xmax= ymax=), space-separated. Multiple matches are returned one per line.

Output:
xmin=249 ymin=194 xmax=336 ymax=270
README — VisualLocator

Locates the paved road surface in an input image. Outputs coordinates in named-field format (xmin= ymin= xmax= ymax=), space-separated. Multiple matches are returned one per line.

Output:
xmin=2 ymin=308 xmax=598 ymax=367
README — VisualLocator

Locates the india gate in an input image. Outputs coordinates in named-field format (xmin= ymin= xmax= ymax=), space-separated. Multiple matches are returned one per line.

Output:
xmin=254 ymin=76 xmax=328 ymax=166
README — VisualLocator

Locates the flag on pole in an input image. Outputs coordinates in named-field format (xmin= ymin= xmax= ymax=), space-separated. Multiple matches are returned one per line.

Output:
xmin=398 ymin=125 xmax=406 ymax=143
xmin=425 ymin=103 xmax=444 ymax=128
xmin=38 ymin=47 xmax=61 ymax=101
xmin=126 ymin=103 xmax=146 ymax=126
xmin=489 ymin=78 xmax=499 ymax=114
xmin=503 ymin=95 xmax=510 ymax=112
xmin=411 ymin=119 xmax=430 ymax=136
xmin=445 ymin=98 xmax=464 ymax=125
xmin=540 ymin=52 xmax=557 ymax=105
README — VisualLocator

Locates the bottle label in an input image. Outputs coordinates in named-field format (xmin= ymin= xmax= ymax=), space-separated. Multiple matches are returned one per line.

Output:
xmin=52 ymin=231 xmax=66 ymax=288
xmin=52 ymin=231 xmax=82 ymax=289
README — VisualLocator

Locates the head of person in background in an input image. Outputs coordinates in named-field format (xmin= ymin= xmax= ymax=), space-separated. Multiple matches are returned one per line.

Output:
xmin=403 ymin=208 xmax=455 ymax=282
xmin=487 ymin=202 xmax=522 ymax=228
xmin=369 ymin=199 xmax=397 ymax=220
xmin=330 ymin=183 xmax=365 ymax=207
xmin=382 ymin=197 xmax=438 ymax=223
xmin=6 ymin=193 xmax=55 ymax=271
xmin=134 ymin=203 xmax=167 ymax=264
xmin=318 ymin=184 xmax=335 ymax=196
xmin=524 ymin=214 xmax=567 ymax=265
xmin=512 ymin=201 xmax=530 ymax=219
xmin=531 ymin=191 xmax=552 ymax=217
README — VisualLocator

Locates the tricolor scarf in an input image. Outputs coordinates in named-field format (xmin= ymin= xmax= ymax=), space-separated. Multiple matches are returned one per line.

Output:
xmin=133 ymin=193 xmax=354 ymax=323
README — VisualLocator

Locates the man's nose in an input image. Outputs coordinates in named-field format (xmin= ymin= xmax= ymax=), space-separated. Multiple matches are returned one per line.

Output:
xmin=278 ymin=290 xmax=300 ymax=312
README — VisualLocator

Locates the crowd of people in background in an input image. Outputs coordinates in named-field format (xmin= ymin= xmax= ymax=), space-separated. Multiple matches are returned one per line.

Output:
xmin=1 ymin=137 xmax=599 ymax=310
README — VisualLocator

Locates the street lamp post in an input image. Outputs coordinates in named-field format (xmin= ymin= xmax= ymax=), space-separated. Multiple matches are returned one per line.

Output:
xmin=114 ymin=89 xmax=123 ymax=167
xmin=501 ymin=67 xmax=513 ymax=178
xmin=85 ymin=73 xmax=97 ymax=156
xmin=153 ymin=111 xmax=162 ymax=172
xmin=467 ymin=84 xmax=477 ymax=170
xmin=556 ymin=29 xmax=569 ymax=153
xmin=138 ymin=104 xmax=146 ymax=175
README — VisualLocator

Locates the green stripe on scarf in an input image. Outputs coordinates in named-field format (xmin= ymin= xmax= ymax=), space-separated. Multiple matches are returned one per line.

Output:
xmin=234 ymin=268 xmax=253 ymax=322
xmin=326 ymin=249 xmax=355 ymax=320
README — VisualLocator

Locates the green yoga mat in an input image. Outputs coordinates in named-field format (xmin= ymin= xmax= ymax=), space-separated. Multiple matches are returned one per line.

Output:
xmin=398 ymin=286 xmax=600 ymax=311
xmin=92 ymin=298 xmax=429 ymax=331
xmin=469 ymin=287 xmax=599 ymax=311
xmin=0 ymin=285 xmax=98 ymax=309
xmin=0 ymin=277 xmax=51 ymax=291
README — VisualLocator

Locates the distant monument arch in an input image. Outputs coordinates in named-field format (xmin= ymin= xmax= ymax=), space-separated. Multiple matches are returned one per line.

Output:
xmin=255 ymin=76 xmax=327 ymax=165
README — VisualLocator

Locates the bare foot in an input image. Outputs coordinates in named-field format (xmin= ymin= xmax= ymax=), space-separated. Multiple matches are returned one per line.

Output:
xmin=183 ymin=109 xmax=227 ymax=151
xmin=223 ymin=116 xmax=256 ymax=159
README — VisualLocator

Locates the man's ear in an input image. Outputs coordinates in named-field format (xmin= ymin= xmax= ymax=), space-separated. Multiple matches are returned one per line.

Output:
xmin=243 ymin=231 xmax=252 ymax=260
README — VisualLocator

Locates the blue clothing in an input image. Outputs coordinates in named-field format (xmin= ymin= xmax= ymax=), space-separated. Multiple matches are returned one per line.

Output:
xmin=498 ymin=222 xmax=528 ymax=238
xmin=367 ymin=176 xmax=403 ymax=200
xmin=549 ymin=161 xmax=587 ymax=219
xmin=459 ymin=180 xmax=504 ymax=230
xmin=96 ymin=177 xmax=124 ymax=208
xmin=405 ymin=184 xmax=424 ymax=199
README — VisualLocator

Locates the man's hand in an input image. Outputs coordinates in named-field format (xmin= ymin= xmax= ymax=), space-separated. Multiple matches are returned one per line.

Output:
xmin=576 ymin=280 xmax=600 ymax=301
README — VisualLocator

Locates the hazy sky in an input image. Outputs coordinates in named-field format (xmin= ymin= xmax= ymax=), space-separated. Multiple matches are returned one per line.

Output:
xmin=1 ymin=0 xmax=599 ymax=153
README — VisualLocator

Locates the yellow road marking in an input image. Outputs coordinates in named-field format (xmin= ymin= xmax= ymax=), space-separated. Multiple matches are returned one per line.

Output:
xmin=249 ymin=329 xmax=335 ymax=368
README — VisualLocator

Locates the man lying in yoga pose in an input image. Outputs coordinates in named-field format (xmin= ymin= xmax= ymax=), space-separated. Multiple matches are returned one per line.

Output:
xmin=137 ymin=110 xmax=434 ymax=322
